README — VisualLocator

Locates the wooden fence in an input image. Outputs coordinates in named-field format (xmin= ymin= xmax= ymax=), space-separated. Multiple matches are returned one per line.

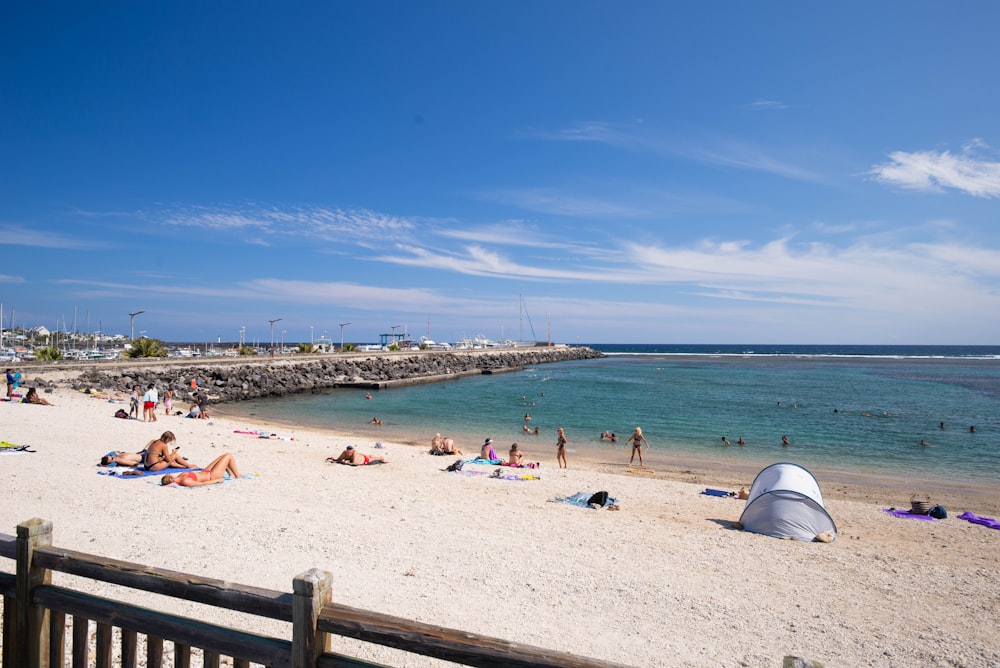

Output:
xmin=0 ymin=519 xmax=626 ymax=668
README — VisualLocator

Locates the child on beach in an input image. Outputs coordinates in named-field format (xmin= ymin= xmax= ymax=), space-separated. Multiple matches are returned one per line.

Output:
xmin=556 ymin=427 xmax=568 ymax=468
xmin=163 ymin=388 xmax=173 ymax=416
xmin=129 ymin=385 xmax=140 ymax=419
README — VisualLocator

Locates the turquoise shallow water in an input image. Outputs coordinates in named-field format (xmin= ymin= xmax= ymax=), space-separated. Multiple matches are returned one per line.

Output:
xmin=225 ymin=345 xmax=1000 ymax=486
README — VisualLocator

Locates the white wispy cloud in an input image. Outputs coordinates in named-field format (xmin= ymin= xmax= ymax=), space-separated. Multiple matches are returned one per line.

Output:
xmin=160 ymin=205 xmax=418 ymax=242
xmin=744 ymin=99 xmax=788 ymax=111
xmin=0 ymin=226 xmax=109 ymax=249
xmin=527 ymin=121 xmax=824 ymax=184
xmin=869 ymin=145 xmax=1000 ymax=198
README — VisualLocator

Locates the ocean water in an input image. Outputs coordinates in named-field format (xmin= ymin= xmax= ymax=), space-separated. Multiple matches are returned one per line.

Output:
xmin=226 ymin=345 xmax=1000 ymax=485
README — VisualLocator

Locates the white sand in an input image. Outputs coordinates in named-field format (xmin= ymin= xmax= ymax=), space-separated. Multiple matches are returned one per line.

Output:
xmin=2 ymin=384 xmax=1000 ymax=667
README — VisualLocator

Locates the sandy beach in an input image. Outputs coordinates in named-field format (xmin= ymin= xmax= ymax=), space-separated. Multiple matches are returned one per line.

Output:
xmin=2 ymin=382 xmax=999 ymax=667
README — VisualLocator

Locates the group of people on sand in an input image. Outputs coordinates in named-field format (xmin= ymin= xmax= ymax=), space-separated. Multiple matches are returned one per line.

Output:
xmin=429 ymin=433 xmax=463 ymax=456
xmin=97 ymin=431 xmax=243 ymax=486
xmin=125 ymin=384 xmax=207 ymax=421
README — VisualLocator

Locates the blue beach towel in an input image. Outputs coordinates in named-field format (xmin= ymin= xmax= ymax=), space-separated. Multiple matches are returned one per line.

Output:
xmin=550 ymin=492 xmax=619 ymax=509
xmin=701 ymin=488 xmax=732 ymax=497
xmin=97 ymin=466 xmax=194 ymax=479
xmin=882 ymin=508 xmax=938 ymax=521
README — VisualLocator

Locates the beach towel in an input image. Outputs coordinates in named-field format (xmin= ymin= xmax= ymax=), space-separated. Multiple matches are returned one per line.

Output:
xmin=882 ymin=508 xmax=938 ymax=521
xmin=449 ymin=468 xmax=539 ymax=481
xmin=701 ymin=488 xmax=735 ymax=498
xmin=0 ymin=440 xmax=34 ymax=454
xmin=234 ymin=429 xmax=295 ymax=441
xmin=957 ymin=511 xmax=1000 ymax=530
xmin=468 ymin=457 xmax=503 ymax=465
xmin=153 ymin=473 xmax=257 ymax=488
xmin=98 ymin=466 xmax=194 ymax=479
xmin=550 ymin=492 xmax=620 ymax=509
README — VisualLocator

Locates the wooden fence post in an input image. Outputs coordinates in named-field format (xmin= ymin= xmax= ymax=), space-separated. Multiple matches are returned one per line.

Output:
xmin=16 ymin=518 xmax=52 ymax=668
xmin=292 ymin=569 xmax=332 ymax=668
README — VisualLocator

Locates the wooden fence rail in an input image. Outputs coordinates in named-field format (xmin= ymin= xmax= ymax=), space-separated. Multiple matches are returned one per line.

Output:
xmin=1 ymin=519 xmax=627 ymax=668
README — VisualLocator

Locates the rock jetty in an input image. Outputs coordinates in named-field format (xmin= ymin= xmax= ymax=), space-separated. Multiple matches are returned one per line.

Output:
xmin=60 ymin=346 xmax=604 ymax=404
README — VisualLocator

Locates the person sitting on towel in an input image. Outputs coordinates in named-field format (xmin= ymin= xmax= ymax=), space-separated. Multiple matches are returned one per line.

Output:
xmin=509 ymin=442 xmax=524 ymax=466
xmin=333 ymin=445 xmax=387 ymax=466
xmin=440 ymin=437 xmax=462 ymax=455
xmin=161 ymin=453 xmax=240 ymax=486
xmin=143 ymin=431 xmax=197 ymax=471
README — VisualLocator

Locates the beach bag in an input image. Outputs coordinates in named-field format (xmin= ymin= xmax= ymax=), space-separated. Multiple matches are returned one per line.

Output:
xmin=929 ymin=505 xmax=947 ymax=519
xmin=446 ymin=458 xmax=464 ymax=472
xmin=114 ymin=408 xmax=129 ymax=419
xmin=587 ymin=491 xmax=609 ymax=507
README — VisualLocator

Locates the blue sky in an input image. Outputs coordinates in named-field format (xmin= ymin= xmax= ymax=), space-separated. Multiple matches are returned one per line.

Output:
xmin=2 ymin=2 xmax=999 ymax=345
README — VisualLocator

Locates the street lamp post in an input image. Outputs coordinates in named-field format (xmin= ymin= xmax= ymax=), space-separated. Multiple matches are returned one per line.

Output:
xmin=281 ymin=330 xmax=286 ymax=352
xmin=339 ymin=322 xmax=351 ymax=351
xmin=268 ymin=318 xmax=283 ymax=350
xmin=128 ymin=310 xmax=145 ymax=341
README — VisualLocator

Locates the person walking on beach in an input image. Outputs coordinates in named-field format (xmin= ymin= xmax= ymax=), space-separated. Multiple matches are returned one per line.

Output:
xmin=627 ymin=427 xmax=649 ymax=466
xmin=143 ymin=383 xmax=158 ymax=422
xmin=556 ymin=427 xmax=568 ymax=468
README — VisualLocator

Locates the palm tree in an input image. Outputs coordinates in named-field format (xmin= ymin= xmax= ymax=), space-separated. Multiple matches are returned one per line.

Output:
xmin=33 ymin=346 xmax=62 ymax=361
xmin=125 ymin=337 xmax=168 ymax=358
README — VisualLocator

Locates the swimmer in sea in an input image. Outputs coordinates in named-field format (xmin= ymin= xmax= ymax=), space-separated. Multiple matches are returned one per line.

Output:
xmin=721 ymin=436 xmax=731 ymax=447
xmin=737 ymin=436 xmax=745 ymax=446
xmin=781 ymin=435 xmax=791 ymax=446
xmin=919 ymin=439 xmax=931 ymax=447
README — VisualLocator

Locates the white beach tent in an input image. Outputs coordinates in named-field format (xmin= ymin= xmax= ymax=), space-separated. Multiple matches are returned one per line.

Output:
xmin=739 ymin=462 xmax=837 ymax=541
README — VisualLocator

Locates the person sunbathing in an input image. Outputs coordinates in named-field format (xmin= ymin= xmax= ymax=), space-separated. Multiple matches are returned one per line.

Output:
xmin=23 ymin=388 xmax=54 ymax=406
xmin=161 ymin=453 xmax=241 ymax=486
xmin=143 ymin=431 xmax=197 ymax=471
xmin=441 ymin=437 xmax=462 ymax=455
xmin=100 ymin=451 xmax=145 ymax=467
xmin=509 ymin=443 xmax=524 ymax=466
xmin=331 ymin=446 xmax=386 ymax=466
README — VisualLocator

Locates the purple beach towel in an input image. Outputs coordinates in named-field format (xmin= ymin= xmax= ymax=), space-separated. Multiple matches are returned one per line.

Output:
xmin=957 ymin=511 xmax=1000 ymax=530
xmin=882 ymin=508 xmax=938 ymax=521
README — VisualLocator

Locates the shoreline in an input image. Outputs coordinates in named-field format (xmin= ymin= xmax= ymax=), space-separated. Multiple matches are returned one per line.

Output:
xmin=215 ymin=401 xmax=1000 ymax=517
xmin=2 ymin=386 xmax=1000 ymax=666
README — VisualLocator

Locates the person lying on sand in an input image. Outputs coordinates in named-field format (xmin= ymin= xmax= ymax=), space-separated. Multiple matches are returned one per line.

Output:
xmin=330 ymin=446 xmax=387 ymax=466
xmin=100 ymin=451 xmax=145 ymax=467
xmin=143 ymin=431 xmax=197 ymax=471
xmin=161 ymin=453 xmax=240 ymax=486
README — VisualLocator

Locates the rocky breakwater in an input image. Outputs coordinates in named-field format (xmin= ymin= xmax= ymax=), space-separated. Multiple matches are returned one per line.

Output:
xmin=68 ymin=346 xmax=604 ymax=405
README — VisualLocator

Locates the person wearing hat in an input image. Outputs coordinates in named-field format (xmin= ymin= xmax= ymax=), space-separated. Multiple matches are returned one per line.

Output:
xmin=480 ymin=438 xmax=497 ymax=460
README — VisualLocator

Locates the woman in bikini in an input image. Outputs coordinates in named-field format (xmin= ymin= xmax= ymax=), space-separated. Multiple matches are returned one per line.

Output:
xmin=143 ymin=431 xmax=197 ymax=471
xmin=161 ymin=453 xmax=241 ymax=486
xmin=556 ymin=427 xmax=568 ymax=469
xmin=627 ymin=426 xmax=650 ymax=466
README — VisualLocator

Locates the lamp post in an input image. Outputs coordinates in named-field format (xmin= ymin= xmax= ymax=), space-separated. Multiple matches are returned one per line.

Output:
xmin=268 ymin=318 xmax=283 ymax=350
xmin=128 ymin=310 xmax=145 ymax=341
xmin=239 ymin=327 xmax=245 ymax=348
xmin=339 ymin=322 xmax=351 ymax=351
xmin=281 ymin=330 xmax=286 ymax=352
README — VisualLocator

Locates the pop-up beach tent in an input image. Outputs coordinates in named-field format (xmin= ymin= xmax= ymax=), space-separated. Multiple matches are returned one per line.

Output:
xmin=739 ymin=462 xmax=837 ymax=541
